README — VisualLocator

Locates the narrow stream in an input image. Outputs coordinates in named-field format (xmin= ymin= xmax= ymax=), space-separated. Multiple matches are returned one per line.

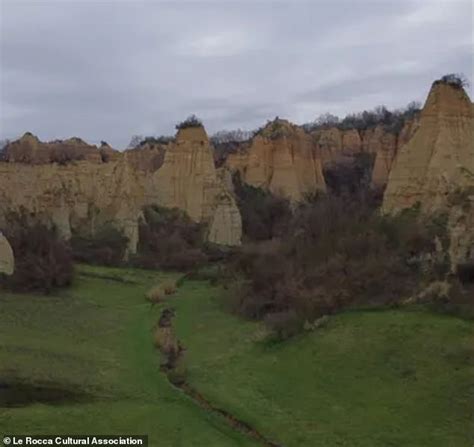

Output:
xmin=155 ymin=306 xmax=284 ymax=447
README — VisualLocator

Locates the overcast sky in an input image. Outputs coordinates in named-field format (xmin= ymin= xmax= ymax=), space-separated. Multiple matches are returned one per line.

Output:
xmin=0 ymin=0 xmax=472 ymax=148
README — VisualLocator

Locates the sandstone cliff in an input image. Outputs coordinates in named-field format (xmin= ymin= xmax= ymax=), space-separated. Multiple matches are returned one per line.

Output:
xmin=0 ymin=126 xmax=242 ymax=254
xmin=1 ymin=133 xmax=111 ymax=164
xmin=370 ymin=117 xmax=420 ymax=189
xmin=124 ymin=142 xmax=168 ymax=172
xmin=383 ymin=81 xmax=474 ymax=266
xmin=312 ymin=127 xmax=362 ymax=166
xmin=0 ymin=233 xmax=14 ymax=276
xmin=0 ymin=158 xmax=144 ymax=255
xmin=310 ymin=119 xmax=419 ymax=189
xmin=225 ymin=119 xmax=326 ymax=201
xmin=145 ymin=126 xmax=241 ymax=245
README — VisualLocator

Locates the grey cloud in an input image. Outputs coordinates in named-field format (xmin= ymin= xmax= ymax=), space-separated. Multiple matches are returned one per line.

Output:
xmin=1 ymin=0 xmax=472 ymax=148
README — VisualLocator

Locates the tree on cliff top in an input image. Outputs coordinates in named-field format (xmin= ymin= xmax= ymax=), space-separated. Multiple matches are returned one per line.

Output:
xmin=438 ymin=73 xmax=470 ymax=89
xmin=175 ymin=114 xmax=203 ymax=130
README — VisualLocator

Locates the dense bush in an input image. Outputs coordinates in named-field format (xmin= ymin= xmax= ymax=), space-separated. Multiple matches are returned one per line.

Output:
xmin=233 ymin=172 xmax=292 ymax=241
xmin=212 ymin=140 xmax=244 ymax=168
xmin=133 ymin=206 xmax=207 ymax=271
xmin=175 ymin=115 xmax=203 ymax=130
xmin=211 ymin=130 xmax=253 ymax=167
xmin=457 ymin=262 xmax=474 ymax=284
xmin=427 ymin=281 xmax=474 ymax=319
xmin=253 ymin=117 xmax=292 ymax=140
xmin=323 ymin=152 xmax=379 ymax=199
xmin=210 ymin=129 xmax=254 ymax=145
xmin=70 ymin=225 xmax=129 ymax=266
xmin=228 ymin=195 xmax=445 ymax=327
xmin=303 ymin=101 xmax=421 ymax=135
xmin=140 ymin=136 xmax=174 ymax=147
xmin=0 ymin=215 xmax=74 ymax=293
xmin=437 ymin=73 xmax=470 ymax=89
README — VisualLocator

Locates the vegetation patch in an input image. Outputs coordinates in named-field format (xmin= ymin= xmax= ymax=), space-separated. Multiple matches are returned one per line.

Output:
xmin=435 ymin=73 xmax=470 ymax=89
xmin=0 ymin=265 xmax=256 ymax=446
xmin=232 ymin=172 xmax=292 ymax=242
xmin=133 ymin=205 xmax=208 ymax=271
xmin=303 ymin=101 xmax=421 ymax=134
xmin=171 ymin=279 xmax=474 ymax=447
xmin=175 ymin=114 xmax=203 ymax=130
xmin=71 ymin=224 xmax=129 ymax=267
xmin=0 ymin=213 xmax=74 ymax=294
xmin=227 ymin=193 xmax=449 ymax=331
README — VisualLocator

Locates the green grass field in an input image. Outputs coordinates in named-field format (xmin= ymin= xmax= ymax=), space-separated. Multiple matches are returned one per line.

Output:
xmin=171 ymin=280 xmax=474 ymax=447
xmin=1 ymin=265 xmax=473 ymax=446
xmin=0 ymin=265 xmax=256 ymax=447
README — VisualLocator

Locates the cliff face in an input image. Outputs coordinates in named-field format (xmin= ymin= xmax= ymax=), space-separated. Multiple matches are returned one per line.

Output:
xmin=371 ymin=117 xmax=420 ymax=189
xmin=226 ymin=119 xmax=326 ymax=201
xmin=124 ymin=143 xmax=167 ymax=172
xmin=383 ymin=82 xmax=474 ymax=265
xmin=310 ymin=119 xmax=419 ymax=189
xmin=312 ymin=127 xmax=362 ymax=166
xmin=146 ymin=127 xmax=242 ymax=245
xmin=0 ymin=158 xmax=144 ymax=255
xmin=1 ymin=133 xmax=109 ymax=164
xmin=0 ymin=127 xmax=242 ymax=254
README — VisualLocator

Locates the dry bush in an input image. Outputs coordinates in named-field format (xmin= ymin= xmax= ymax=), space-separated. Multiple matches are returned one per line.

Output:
xmin=167 ymin=356 xmax=187 ymax=385
xmin=457 ymin=262 xmax=474 ymax=284
xmin=162 ymin=280 xmax=177 ymax=295
xmin=153 ymin=326 xmax=180 ymax=355
xmin=71 ymin=224 xmax=129 ymax=267
xmin=264 ymin=310 xmax=302 ymax=341
xmin=233 ymin=173 xmax=292 ymax=242
xmin=175 ymin=114 xmax=203 ymax=130
xmin=0 ymin=213 xmax=74 ymax=294
xmin=323 ymin=153 xmax=378 ymax=199
xmin=134 ymin=205 xmax=208 ymax=271
xmin=427 ymin=280 xmax=474 ymax=319
xmin=228 ymin=194 xmax=442 ymax=334
xmin=146 ymin=286 xmax=162 ymax=303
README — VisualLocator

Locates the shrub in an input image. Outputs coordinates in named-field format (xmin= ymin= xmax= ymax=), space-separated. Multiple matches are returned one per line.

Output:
xmin=233 ymin=172 xmax=292 ymax=241
xmin=228 ymin=194 xmax=440 ymax=329
xmin=323 ymin=152 xmax=378 ymax=199
xmin=303 ymin=102 xmax=421 ymax=134
xmin=134 ymin=205 xmax=208 ymax=271
xmin=427 ymin=280 xmax=474 ymax=319
xmin=437 ymin=73 xmax=470 ymax=89
xmin=175 ymin=115 xmax=203 ymax=130
xmin=146 ymin=286 xmax=163 ymax=303
xmin=254 ymin=117 xmax=291 ymax=140
xmin=167 ymin=356 xmax=187 ymax=385
xmin=0 ymin=214 xmax=74 ymax=294
xmin=457 ymin=262 xmax=474 ymax=284
xmin=136 ymin=135 xmax=174 ymax=147
xmin=162 ymin=279 xmax=177 ymax=295
xmin=264 ymin=310 xmax=302 ymax=341
xmin=70 ymin=225 xmax=129 ymax=266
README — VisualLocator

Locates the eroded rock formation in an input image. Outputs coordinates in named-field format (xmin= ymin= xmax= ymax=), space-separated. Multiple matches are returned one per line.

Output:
xmin=310 ymin=119 xmax=419 ymax=189
xmin=312 ymin=127 xmax=362 ymax=166
xmin=225 ymin=119 xmax=326 ymax=201
xmin=370 ymin=117 xmax=420 ymax=189
xmin=0 ymin=233 xmax=14 ymax=276
xmin=145 ymin=127 xmax=242 ymax=246
xmin=0 ymin=127 xmax=242 ymax=254
xmin=1 ymin=133 xmax=112 ymax=164
xmin=383 ymin=81 xmax=474 ymax=266
xmin=0 ymin=157 xmax=144 ymax=254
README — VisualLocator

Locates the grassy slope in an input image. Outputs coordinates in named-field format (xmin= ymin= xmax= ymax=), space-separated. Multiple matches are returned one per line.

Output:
xmin=172 ymin=280 xmax=474 ymax=447
xmin=0 ymin=265 xmax=256 ymax=447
